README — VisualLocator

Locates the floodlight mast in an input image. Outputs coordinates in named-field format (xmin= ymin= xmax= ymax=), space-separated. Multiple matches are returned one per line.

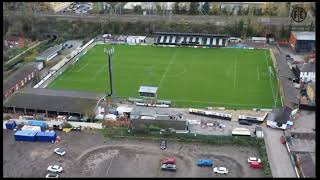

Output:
xmin=105 ymin=47 xmax=115 ymax=99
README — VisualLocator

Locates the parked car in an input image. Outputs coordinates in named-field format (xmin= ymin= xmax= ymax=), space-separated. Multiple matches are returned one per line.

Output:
xmin=68 ymin=116 xmax=80 ymax=122
xmin=161 ymin=164 xmax=176 ymax=171
xmin=197 ymin=159 xmax=213 ymax=167
xmin=247 ymin=157 xmax=261 ymax=163
xmin=280 ymin=136 xmax=286 ymax=144
xmin=239 ymin=120 xmax=253 ymax=126
xmin=250 ymin=161 xmax=263 ymax=169
xmin=54 ymin=148 xmax=66 ymax=156
xmin=47 ymin=165 xmax=63 ymax=173
xmin=213 ymin=167 xmax=228 ymax=174
xmin=160 ymin=140 xmax=167 ymax=150
xmin=45 ymin=172 xmax=59 ymax=178
xmin=160 ymin=157 xmax=176 ymax=164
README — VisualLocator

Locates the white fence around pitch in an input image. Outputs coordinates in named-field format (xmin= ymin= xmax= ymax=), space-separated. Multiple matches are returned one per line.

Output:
xmin=33 ymin=39 xmax=95 ymax=89
xmin=81 ymin=38 xmax=95 ymax=51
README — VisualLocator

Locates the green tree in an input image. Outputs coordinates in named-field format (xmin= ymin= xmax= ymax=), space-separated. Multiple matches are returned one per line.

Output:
xmin=134 ymin=5 xmax=143 ymax=14
xmin=210 ymin=3 xmax=220 ymax=15
xmin=189 ymin=2 xmax=199 ymax=15
xmin=173 ymin=2 xmax=180 ymax=14
xmin=202 ymin=2 xmax=210 ymax=14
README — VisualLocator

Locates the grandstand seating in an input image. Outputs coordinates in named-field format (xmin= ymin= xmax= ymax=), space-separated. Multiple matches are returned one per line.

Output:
xmin=154 ymin=32 xmax=230 ymax=47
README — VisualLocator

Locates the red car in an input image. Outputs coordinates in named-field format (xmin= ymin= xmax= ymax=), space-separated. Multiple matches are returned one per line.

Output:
xmin=280 ymin=136 xmax=286 ymax=144
xmin=250 ymin=161 xmax=263 ymax=169
xmin=160 ymin=157 xmax=176 ymax=164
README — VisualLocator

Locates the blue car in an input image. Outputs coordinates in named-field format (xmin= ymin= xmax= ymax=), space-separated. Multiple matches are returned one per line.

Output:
xmin=197 ymin=159 xmax=213 ymax=167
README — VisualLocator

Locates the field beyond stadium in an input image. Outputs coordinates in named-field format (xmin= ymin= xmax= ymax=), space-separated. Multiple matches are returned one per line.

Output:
xmin=48 ymin=44 xmax=282 ymax=109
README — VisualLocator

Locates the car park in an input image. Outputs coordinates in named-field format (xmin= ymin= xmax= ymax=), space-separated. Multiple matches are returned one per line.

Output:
xmin=247 ymin=157 xmax=261 ymax=163
xmin=239 ymin=120 xmax=253 ymax=126
xmin=197 ymin=159 xmax=213 ymax=167
xmin=250 ymin=161 xmax=263 ymax=169
xmin=47 ymin=165 xmax=63 ymax=173
xmin=45 ymin=172 xmax=59 ymax=178
xmin=161 ymin=164 xmax=176 ymax=171
xmin=160 ymin=140 xmax=167 ymax=150
xmin=160 ymin=157 xmax=176 ymax=164
xmin=213 ymin=167 xmax=228 ymax=174
xmin=54 ymin=148 xmax=66 ymax=156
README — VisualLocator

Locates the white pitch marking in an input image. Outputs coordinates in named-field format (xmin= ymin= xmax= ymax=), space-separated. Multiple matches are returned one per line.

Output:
xmin=234 ymin=56 xmax=237 ymax=89
xmin=158 ymin=50 xmax=177 ymax=87
xmin=257 ymin=66 xmax=260 ymax=80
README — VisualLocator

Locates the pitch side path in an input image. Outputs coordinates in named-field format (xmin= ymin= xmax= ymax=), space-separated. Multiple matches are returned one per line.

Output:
xmin=48 ymin=44 xmax=282 ymax=109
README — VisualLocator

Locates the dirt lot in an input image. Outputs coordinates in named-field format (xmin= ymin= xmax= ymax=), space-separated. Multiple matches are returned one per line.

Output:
xmin=3 ymin=129 xmax=264 ymax=177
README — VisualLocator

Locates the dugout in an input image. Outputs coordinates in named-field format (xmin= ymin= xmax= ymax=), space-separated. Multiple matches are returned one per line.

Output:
xmin=138 ymin=86 xmax=158 ymax=98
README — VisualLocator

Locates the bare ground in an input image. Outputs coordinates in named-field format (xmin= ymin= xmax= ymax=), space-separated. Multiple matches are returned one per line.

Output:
xmin=3 ymin=129 xmax=264 ymax=177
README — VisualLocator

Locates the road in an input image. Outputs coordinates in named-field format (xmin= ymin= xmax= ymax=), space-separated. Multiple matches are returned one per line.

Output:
xmin=4 ymin=10 xmax=313 ymax=26
xmin=4 ymin=40 xmax=45 ymax=67
xmin=263 ymin=127 xmax=296 ymax=177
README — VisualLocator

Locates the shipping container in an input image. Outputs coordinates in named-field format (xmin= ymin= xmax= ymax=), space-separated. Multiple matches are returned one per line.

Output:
xmin=5 ymin=120 xmax=16 ymax=129
xmin=21 ymin=125 xmax=41 ymax=132
xmin=35 ymin=131 xmax=57 ymax=142
xmin=28 ymin=120 xmax=47 ymax=130
xmin=14 ymin=130 xmax=38 ymax=142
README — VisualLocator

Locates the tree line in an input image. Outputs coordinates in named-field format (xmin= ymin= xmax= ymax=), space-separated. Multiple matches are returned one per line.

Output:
xmin=4 ymin=13 xmax=292 ymax=42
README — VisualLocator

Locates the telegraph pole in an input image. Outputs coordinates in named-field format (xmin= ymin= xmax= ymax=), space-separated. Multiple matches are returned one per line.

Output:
xmin=105 ymin=47 xmax=115 ymax=99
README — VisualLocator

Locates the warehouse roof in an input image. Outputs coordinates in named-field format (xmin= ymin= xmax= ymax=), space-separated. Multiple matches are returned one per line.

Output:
xmin=292 ymin=31 xmax=315 ymax=41
xmin=4 ymin=88 xmax=105 ymax=114
xmin=300 ymin=62 xmax=315 ymax=72
xmin=3 ymin=63 xmax=37 ymax=93
xmin=139 ymin=86 xmax=158 ymax=94
xmin=37 ymin=44 xmax=62 ymax=60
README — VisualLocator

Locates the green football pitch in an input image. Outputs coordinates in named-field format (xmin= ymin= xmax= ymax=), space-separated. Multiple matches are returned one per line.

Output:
xmin=48 ymin=44 xmax=282 ymax=109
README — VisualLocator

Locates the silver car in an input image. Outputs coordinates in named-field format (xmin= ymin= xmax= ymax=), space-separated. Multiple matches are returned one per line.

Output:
xmin=47 ymin=165 xmax=63 ymax=173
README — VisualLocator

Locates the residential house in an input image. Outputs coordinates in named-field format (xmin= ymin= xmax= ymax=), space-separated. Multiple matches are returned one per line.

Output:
xmin=4 ymin=36 xmax=25 ymax=49
xmin=300 ymin=62 xmax=315 ymax=83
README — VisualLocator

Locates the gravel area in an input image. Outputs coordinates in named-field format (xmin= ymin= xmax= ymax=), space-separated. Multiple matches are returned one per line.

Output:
xmin=3 ymin=129 xmax=265 ymax=177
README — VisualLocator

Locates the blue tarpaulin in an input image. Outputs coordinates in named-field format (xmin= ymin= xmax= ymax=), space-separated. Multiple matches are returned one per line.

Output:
xmin=28 ymin=120 xmax=47 ymax=129
xmin=5 ymin=121 xmax=16 ymax=129
xmin=35 ymin=131 xmax=57 ymax=142
xmin=14 ymin=130 xmax=38 ymax=142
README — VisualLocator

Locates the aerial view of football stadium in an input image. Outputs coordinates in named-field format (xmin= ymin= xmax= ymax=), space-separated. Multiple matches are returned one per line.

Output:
xmin=3 ymin=2 xmax=316 ymax=178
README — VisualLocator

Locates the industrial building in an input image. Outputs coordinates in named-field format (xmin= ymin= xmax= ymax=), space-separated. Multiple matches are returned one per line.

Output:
xmin=130 ymin=106 xmax=188 ymax=131
xmin=3 ymin=88 xmax=105 ymax=118
xmin=155 ymin=32 xmax=230 ymax=47
xmin=289 ymin=31 xmax=315 ymax=53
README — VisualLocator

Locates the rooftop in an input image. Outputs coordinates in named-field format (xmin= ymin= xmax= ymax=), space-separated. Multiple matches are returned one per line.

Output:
xmin=5 ymin=36 xmax=23 ymax=42
xmin=292 ymin=31 xmax=315 ymax=41
xmin=155 ymin=32 xmax=230 ymax=37
xmin=3 ymin=63 xmax=37 ymax=93
xmin=300 ymin=62 xmax=315 ymax=72
xmin=138 ymin=86 xmax=158 ymax=94
xmin=37 ymin=44 xmax=63 ymax=60
xmin=267 ymin=106 xmax=292 ymax=124
xmin=4 ymin=88 xmax=105 ymax=114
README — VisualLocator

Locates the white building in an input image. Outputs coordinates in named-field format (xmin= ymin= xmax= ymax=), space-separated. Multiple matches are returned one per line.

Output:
xmin=126 ymin=36 xmax=147 ymax=44
xmin=300 ymin=62 xmax=315 ymax=83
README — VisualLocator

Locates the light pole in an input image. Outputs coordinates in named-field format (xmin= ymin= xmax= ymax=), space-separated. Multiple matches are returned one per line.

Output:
xmin=105 ymin=47 xmax=115 ymax=99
